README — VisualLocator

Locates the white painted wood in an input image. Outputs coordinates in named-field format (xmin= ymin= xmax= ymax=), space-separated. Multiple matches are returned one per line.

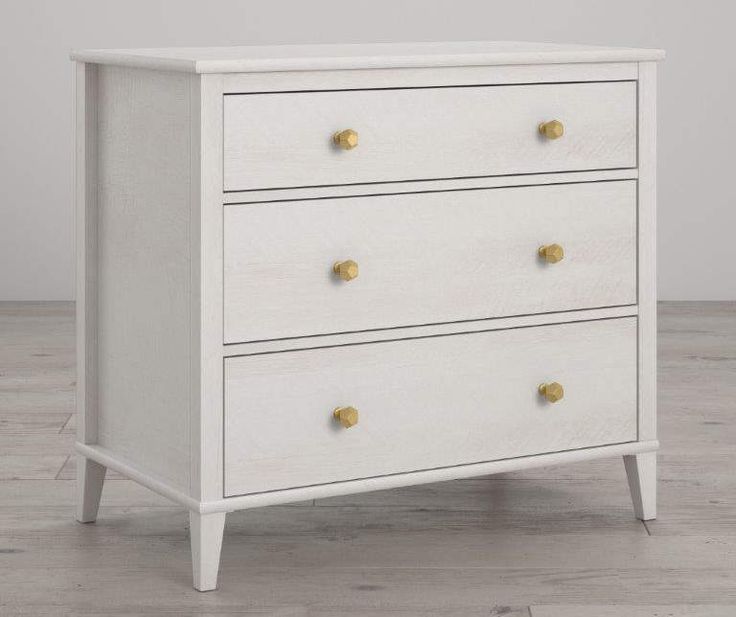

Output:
xmin=74 ymin=61 xmax=108 ymax=526
xmin=222 ymin=62 xmax=638 ymax=94
xmin=188 ymin=73 xmax=226 ymax=503
xmin=624 ymin=451 xmax=657 ymax=520
xmin=75 ymin=443 xmax=201 ymax=511
xmin=224 ymin=169 xmax=638 ymax=205
xmin=70 ymin=41 xmax=664 ymax=73
xmin=75 ymin=62 xmax=98 ymax=448
xmin=224 ymin=306 xmax=638 ymax=357
xmin=75 ymin=455 xmax=106 ymax=523
xmin=224 ymin=318 xmax=638 ymax=496
xmin=224 ymin=81 xmax=637 ymax=191
xmin=94 ymin=66 xmax=195 ymax=493
xmin=72 ymin=44 xmax=661 ymax=591
xmin=188 ymin=69 xmax=205 ymax=504
xmin=189 ymin=511 xmax=226 ymax=591
xmin=75 ymin=435 xmax=657 ymax=515
xmin=213 ymin=440 xmax=659 ymax=514
xmin=637 ymin=62 xmax=658 ymax=442
xmin=224 ymin=181 xmax=637 ymax=342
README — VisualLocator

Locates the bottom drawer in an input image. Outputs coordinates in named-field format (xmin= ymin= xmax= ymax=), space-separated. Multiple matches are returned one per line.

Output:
xmin=224 ymin=318 xmax=638 ymax=496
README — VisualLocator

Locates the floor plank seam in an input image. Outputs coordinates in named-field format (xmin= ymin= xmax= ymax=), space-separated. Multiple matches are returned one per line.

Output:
xmin=58 ymin=414 xmax=73 ymax=434
xmin=53 ymin=455 xmax=70 ymax=480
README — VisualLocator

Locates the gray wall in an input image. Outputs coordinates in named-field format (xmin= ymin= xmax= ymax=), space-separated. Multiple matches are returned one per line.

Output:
xmin=1 ymin=1 xmax=733 ymax=300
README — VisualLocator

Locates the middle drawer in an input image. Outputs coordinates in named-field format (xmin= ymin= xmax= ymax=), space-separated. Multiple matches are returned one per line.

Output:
xmin=224 ymin=180 xmax=636 ymax=343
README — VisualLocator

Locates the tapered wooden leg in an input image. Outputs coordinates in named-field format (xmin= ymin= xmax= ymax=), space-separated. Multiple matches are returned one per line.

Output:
xmin=623 ymin=452 xmax=656 ymax=521
xmin=190 ymin=511 xmax=226 ymax=591
xmin=75 ymin=455 xmax=106 ymax=523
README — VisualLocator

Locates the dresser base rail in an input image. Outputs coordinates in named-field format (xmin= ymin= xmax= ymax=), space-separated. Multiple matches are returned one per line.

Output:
xmin=76 ymin=440 xmax=659 ymax=515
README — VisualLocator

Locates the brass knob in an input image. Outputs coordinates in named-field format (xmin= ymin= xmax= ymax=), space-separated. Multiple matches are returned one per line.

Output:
xmin=333 ymin=259 xmax=359 ymax=281
xmin=538 ymin=382 xmax=564 ymax=403
xmin=538 ymin=119 xmax=564 ymax=140
xmin=538 ymin=244 xmax=564 ymax=264
xmin=334 ymin=406 xmax=359 ymax=428
xmin=333 ymin=129 xmax=359 ymax=150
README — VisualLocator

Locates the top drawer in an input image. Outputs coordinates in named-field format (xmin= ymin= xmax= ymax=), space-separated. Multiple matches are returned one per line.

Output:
xmin=223 ymin=81 xmax=637 ymax=191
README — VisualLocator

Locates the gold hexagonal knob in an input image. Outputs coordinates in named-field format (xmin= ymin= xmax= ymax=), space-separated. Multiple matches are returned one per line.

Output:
xmin=333 ymin=129 xmax=359 ymax=150
xmin=333 ymin=259 xmax=359 ymax=281
xmin=538 ymin=382 xmax=564 ymax=403
xmin=334 ymin=406 xmax=359 ymax=428
xmin=538 ymin=119 xmax=564 ymax=140
xmin=538 ymin=243 xmax=565 ymax=264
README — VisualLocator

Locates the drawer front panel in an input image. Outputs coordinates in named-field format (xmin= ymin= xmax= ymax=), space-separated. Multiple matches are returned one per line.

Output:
xmin=224 ymin=318 xmax=638 ymax=496
xmin=224 ymin=180 xmax=636 ymax=343
xmin=223 ymin=81 xmax=636 ymax=191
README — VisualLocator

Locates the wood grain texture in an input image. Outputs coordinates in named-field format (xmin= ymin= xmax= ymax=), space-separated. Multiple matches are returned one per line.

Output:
xmin=214 ymin=442 xmax=655 ymax=514
xmin=531 ymin=606 xmax=736 ymax=617
xmin=624 ymin=451 xmax=657 ymax=520
xmin=222 ymin=62 xmax=638 ymax=94
xmin=74 ymin=63 xmax=108 ymax=526
xmin=66 ymin=47 xmax=660 ymax=593
xmin=57 ymin=453 xmax=125 ymax=480
xmin=0 ymin=455 xmax=68 ymax=480
xmin=224 ymin=318 xmax=638 ymax=496
xmin=75 ymin=443 xmax=200 ymax=512
xmin=190 ymin=511 xmax=226 ymax=591
xmin=3 ymin=301 xmax=729 ymax=615
xmin=225 ymin=181 xmax=637 ymax=342
xmin=188 ymin=73 xmax=225 ymax=503
xmin=224 ymin=81 xmax=637 ymax=191
xmin=0 ymin=412 xmax=69 ymax=435
xmin=69 ymin=41 xmax=665 ymax=74
xmin=637 ymin=62 xmax=658 ymax=442
xmin=223 ymin=168 xmax=637 ymax=205
xmin=74 ymin=63 xmax=98 ymax=450
xmin=223 ymin=306 xmax=637 ymax=357
xmin=93 ymin=66 xmax=194 ymax=493
xmin=75 ymin=455 xmax=105 ymax=522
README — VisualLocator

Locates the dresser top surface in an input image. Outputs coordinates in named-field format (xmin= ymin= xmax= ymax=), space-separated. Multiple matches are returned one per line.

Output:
xmin=70 ymin=40 xmax=664 ymax=74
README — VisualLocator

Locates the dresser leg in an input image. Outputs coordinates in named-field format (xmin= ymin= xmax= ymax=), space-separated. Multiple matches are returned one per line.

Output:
xmin=623 ymin=452 xmax=656 ymax=521
xmin=75 ymin=455 xmax=106 ymax=523
xmin=190 ymin=511 xmax=226 ymax=591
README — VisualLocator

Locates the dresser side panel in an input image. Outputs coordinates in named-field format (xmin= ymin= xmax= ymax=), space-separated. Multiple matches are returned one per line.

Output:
xmin=94 ymin=65 xmax=195 ymax=492
xmin=637 ymin=62 xmax=658 ymax=441
xmin=75 ymin=62 xmax=99 ymax=446
xmin=189 ymin=73 xmax=225 ymax=502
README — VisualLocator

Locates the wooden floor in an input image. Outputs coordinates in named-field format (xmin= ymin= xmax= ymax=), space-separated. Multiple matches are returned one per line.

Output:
xmin=0 ymin=302 xmax=734 ymax=616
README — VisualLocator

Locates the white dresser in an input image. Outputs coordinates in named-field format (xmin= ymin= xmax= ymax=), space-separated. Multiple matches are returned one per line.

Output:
xmin=71 ymin=42 xmax=664 ymax=591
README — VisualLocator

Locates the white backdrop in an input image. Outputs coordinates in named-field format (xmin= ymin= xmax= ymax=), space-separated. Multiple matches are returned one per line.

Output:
xmin=1 ymin=0 xmax=733 ymax=300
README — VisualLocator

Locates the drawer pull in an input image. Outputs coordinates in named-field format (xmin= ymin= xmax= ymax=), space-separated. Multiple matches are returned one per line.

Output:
xmin=333 ymin=406 xmax=359 ymax=428
xmin=333 ymin=259 xmax=359 ymax=281
xmin=538 ymin=382 xmax=564 ymax=403
xmin=333 ymin=129 xmax=359 ymax=150
xmin=538 ymin=119 xmax=564 ymax=140
xmin=538 ymin=243 xmax=565 ymax=264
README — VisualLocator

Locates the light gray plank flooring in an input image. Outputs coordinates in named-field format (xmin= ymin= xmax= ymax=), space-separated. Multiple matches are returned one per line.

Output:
xmin=0 ymin=301 xmax=734 ymax=616
xmin=531 ymin=606 xmax=736 ymax=617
